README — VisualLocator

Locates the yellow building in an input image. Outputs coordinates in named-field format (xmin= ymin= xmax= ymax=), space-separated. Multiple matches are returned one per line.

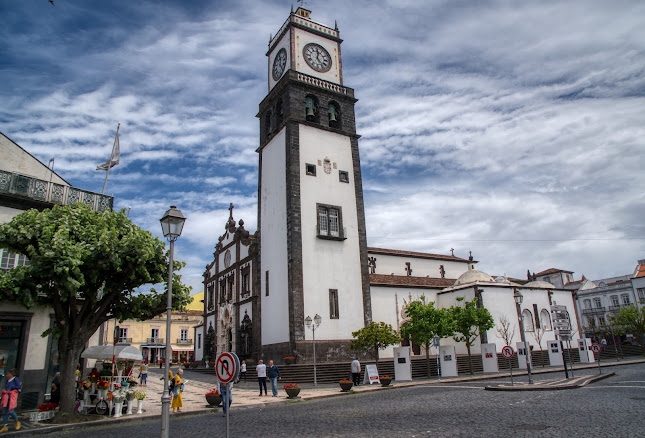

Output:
xmin=185 ymin=291 xmax=204 ymax=311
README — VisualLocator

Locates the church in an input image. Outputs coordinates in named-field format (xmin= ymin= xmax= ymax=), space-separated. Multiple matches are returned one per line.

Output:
xmin=198 ymin=7 xmax=581 ymax=364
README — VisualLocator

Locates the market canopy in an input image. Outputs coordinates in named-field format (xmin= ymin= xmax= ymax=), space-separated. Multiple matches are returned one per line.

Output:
xmin=80 ymin=345 xmax=144 ymax=361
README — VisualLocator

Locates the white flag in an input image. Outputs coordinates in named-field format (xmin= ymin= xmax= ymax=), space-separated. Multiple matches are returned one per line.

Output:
xmin=96 ymin=130 xmax=120 ymax=171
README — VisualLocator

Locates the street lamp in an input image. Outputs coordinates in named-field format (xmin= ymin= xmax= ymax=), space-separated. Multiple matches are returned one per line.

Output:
xmin=514 ymin=289 xmax=534 ymax=385
xmin=305 ymin=314 xmax=322 ymax=387
xmin=160 ymin=206 xmax=186 ymax=438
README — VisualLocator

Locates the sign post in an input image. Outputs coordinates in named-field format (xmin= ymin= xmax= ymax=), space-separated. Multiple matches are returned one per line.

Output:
xmin=551 ymin=305 xmax=572 ymax=379
xmin=591 ymin=343 xmax=602 ymax=374
xmin=433 ymin=336 xmax=441 ymax=380
xmin=502 ymin=345 xmax=514 ymax=386
xmin=216 ymin=353 xmax=240 ymax=438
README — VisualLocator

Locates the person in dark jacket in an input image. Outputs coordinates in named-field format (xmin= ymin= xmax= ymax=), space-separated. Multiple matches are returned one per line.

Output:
xmin=267 ymin=360 xmax=282 ymax=397
xmin=50 ymin=372 xmax=61 ymax=404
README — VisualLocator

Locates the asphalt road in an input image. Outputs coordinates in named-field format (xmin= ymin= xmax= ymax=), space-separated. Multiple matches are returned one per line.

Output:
xmin=43 ymin=363 xmax=645 ymax=437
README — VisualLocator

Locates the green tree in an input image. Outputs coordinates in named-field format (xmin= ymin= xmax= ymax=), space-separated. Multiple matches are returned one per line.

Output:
xmin=611 ymin=306 xmax=645 ymax=354
xmin=0 ymin=204 xmax=191 ymax=421
xmin=350 ymin=321 xmax=401 ymax=364
xmin=449 ymin=297 xmax=494 ymax=374
xmin=400 ymin=296 xmax=453 ymax=378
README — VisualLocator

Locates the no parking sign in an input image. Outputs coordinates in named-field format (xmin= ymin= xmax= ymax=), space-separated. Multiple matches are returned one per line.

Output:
xmin=502 ymin=345 xmax=514 ymax=359
xmin=216 ymin=352 xmax=240 ymax=384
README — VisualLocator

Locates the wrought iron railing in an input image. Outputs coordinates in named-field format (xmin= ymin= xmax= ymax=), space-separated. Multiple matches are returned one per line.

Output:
xmin=146 ymin=337 xmax=164 ymax=344
xmin=582 ymin=307 xmax=606 ymax=315
xmin=176 ymin=339 xmax=193 ymax=345
xmin=117 ymin=337 xmax=132 ymax=344
xmin=0 ymin=170 xmax=113 ymax=212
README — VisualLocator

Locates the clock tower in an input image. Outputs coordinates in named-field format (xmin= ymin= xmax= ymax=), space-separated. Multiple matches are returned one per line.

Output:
xmin=258 ymin=7 xmax=371 ymax=361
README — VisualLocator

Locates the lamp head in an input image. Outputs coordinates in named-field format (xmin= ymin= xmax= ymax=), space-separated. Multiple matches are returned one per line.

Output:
xmin=513 ymin=288 xmax=523 ymax=305
xmin=160 ymin=205 xmax=186 ymax=239
xmin=314 ymin=314 xmax=322 ymax=326
xmin=305 ymin=315 xmax=312 ymax=328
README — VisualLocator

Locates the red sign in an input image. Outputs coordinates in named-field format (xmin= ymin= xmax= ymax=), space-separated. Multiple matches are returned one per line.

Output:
xmin=591 ymin=343 xmax=601 ymax=353
xmin=216 ymin=353 xmax=238 ymax=383
xmin=501 ymin=345 xmax=514 ymax=359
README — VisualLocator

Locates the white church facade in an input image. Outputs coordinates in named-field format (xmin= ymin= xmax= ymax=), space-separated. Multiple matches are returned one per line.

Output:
xmin=199 ymin=7 xmax=582 ymax=364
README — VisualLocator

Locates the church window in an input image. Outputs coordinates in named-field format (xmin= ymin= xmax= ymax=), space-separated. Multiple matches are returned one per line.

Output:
xmin=329 ymin=289 xmax=339 ymax=319
xmin=521 ymin=309 xmax=534 ymax=332
xmin=317 ymin=204 xmax=343 ymax=239
xmin=265 ymin=111 xmax=273 ymax=134
xmin=276 ymin=99 xmax=284 ymax=124
xmin=328 ymin=102 xmax=340 ymax=128
xmin=338 ymin=170 xmax=349 ymax=183
xmin=306 ymin=163 xmax=317 ymax=176
xmin=208 ymin=284 xmax=214 ymax=310
xmin=241 ymin=266 xmax=250 ymax=298
xmin=227 ymin=277 xmax=234 ymax=301
xmin=305 ymin=95 xmax=319 ymax=122
xmin=265 ymin=270 xmax=270 ymax=296
xmin=540 ymin=309 xmax=552 ymax=331
xmin=219 ymin=279 xmax=226 ymax=303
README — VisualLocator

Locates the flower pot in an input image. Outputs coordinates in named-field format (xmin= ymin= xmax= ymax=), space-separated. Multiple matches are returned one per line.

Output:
xmin=126 ymin=400 xmax=134 ymax=415
xmin=205 ymin=394 xmax=222 ymax=406
xmin=84 ymin=390 xmax=91 ymax=403
xmin=108 ymin=400 xmax=113 ymax=415
xmin=98 ymin=389 xmax=106 ymax=399
xmin=137 ymin=399 xmax=144 ymax=414
xmin=114 ymin=402 xmax=123 ymax=418
xmin=91 ymin=382 xmax=96 ymax=392
xmin=380 ymin=378 xmax=391 ymax=387
xmin=339 ymin=382 xmax=353 ymax=392
xmin=285 ymin=387 xmax=301 ymax=398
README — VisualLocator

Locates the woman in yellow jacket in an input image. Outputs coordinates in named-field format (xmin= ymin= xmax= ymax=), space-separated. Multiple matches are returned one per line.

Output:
xmin=171 ymin=369 xmax=184 ymax=412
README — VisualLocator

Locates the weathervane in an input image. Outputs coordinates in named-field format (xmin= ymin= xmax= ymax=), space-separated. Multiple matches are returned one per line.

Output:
xmin=297 ymin=0 xmax=309 ymax=7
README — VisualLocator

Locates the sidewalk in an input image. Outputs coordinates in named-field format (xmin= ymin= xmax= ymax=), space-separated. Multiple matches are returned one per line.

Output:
xmin=8 ymin=357 xmax=645 ymax=436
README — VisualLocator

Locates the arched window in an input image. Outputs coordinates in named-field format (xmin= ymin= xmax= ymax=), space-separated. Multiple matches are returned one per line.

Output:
xmin=265 ymin=111 xmax=273 ymax=135
xmin=540 ymin=309 xmax=552 ymax=331
xmin=305 ymin=95 xmax=319 ymax=122
xmin=522 ymin=309 xmax=534 ymax=332
xmin=328 ymin=101 xmax=340 ymax=128
xmin=276 ymin=99 xmax=284 ymax=125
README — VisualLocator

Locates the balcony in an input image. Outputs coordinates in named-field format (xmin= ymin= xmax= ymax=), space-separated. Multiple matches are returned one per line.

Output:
xmin=0 ymin=170 xmax=113 ymax=212
xmin=609 ymin=303 xmax=634 ymax=312
xmin=582 ymin=307 xmax=606 ymax=315
xmin=116 ymin=337 xmax=132 ymax=344
xmin=146 ymin=337 xmax=164 ymax=344
xmin=176 ymin=338 xmax=193 ymax=345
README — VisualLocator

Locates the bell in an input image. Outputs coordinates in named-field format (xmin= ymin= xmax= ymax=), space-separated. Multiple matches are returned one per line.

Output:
xmin=306 ymin=106 xmax=316 ymax=117
xmin=329 ymin=110 xmax=337 ymax=122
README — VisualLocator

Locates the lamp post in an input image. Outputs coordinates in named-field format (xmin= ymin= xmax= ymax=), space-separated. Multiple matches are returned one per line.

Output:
xmin=160 ymin=206 xmax=186 ymax=438
xmin=305 ymin=314 xmax=322 ymax=387
xmin=514 ymin=289 xmax=533 ymax=385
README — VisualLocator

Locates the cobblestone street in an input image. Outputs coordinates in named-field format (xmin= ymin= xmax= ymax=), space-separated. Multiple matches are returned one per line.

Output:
xmin=35 ymin=362 xmax=645 ymax=437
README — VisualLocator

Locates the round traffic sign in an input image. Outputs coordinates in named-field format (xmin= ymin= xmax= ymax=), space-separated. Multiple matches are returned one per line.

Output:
xmin=501 ymin=345 xmax=514 ymax=359
xmin=215 ymin=352 xmax=240 ymax=383
xmin=591 ymin=343 xmax=601 ymax=353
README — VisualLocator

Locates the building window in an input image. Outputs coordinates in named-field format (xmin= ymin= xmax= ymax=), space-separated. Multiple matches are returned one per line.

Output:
xmin=180 ymin=328 xmax=188 ymax=342
xmin=638 ymin=288 xmax=645 ymax=301
xmin=540 ymin=309 xmax=552 ymax=331
xmin=621 ymin=294 xmax=630 ymax=305
xmin=118 ymin=327 xmax=128 ymax=343
xmin=328 ymin=102 xmax=340 ymax=128
xmin=611 ymin=295 xmax=619 ymax=307
xmin=306 ymin=163 xmax=317 ymax=176
xmin=208 ymin=284 xmax=214 ymax=310
xmin=597 ymin=316 xmax=606 ymax=326
xmin=242 ymin=266 xmax=250 ymax=297
xmin=219 ymin=279 xmax=226 ymax=303
xmin=593 ymin=298 xmax=602 ymax=308
xmin=521 ymin=309 xmax=534 ymax=332
xmin=338 ymin=170 xmax=349 ymax=183
xmin=150 ymin=328 xmax=159 ymax=340
xmin=197 ymin=333 xmax=202 ymax=349
xmin=227 ymin=277 xmax=234 ymax=301
xmin=276 ymin=99 xmax=284 ymax=125
xmin=583 ymin=299 xmax=591 ymax=309
xmin=265 ymin=270 xmax=269 ymax=296
xmin=317 ymin=204 xmax=343 ymax=240
xmin=305 ymin=95 xmax=319 ymax=122
xmin=0 ymin=250 xmax=29 ymax=271
xmin=265 ymin=111 xmax=273 ymax=135
xmin=329 ymin=289 xmax=339 ymax=319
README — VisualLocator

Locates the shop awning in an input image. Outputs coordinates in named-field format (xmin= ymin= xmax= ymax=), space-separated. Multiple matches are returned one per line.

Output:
xmin=80 ymin=345 xmax=144 ymax=361
xmin=140 ymin=345 xmax=167 ymax=348
xmin=171 ymin=345 xmax=194 ymax=352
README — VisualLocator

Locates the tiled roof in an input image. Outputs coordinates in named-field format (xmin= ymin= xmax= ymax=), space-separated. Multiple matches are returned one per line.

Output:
xmin=636 ymin=264 xmax=645 ymax=278
xmin=369 ymin=274 xmax=455 ymax=288
xmin=367 ymin=247 xmax=474 ymax=263
xmin=536 ymin=267 xmax=573 ymax=276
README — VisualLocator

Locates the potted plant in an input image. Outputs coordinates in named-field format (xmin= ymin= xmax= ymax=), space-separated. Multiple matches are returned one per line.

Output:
xmin=205 ymin=388 xmax=222 ymax=406
xmin=204 ymin=355 xmax=210 ymax=367
xmin=283 ymin=382 xmax=301 ymax=398
xmin=125 ymin=389 xmax=136 ymax=415
xmin=96 ymin=379 xmax=109 ymax=399
xmin=135 ymin=391 xmax=147 ymax=414
xmin=112 ymin=391 xmax=125 ymax=417
xmin=379 ymin=375 xmax=392 ymax=386
xmin=283 ymin=355 xmax=296 ymax=365
xmin=339 ymin=379 xmax=353 ymax=392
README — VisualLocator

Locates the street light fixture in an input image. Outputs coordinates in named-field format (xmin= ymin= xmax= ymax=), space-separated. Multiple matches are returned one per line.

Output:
xmin=160 ymin=205 xmax=186 ymax=438
xmin=305 ymin=314 xmax=322 ymax=387
xmin=514 ymin=289 xmax=534 ymax=385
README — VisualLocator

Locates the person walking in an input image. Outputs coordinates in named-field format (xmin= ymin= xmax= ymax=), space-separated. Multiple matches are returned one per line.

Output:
xmin=139 ymin=361 xmax=148 ymax=386
xmin=171 ymin=369 xmax=184 ymax=413
xmin=267 ymin=360 xmax=282 ymax=397
xmin=219 ymin=380 xmax=232 ymax=417
xmin=238 ymin=360 xmax=247 ymax=382
xmin=351 ymin=357 xmax=361 ymax=386
xmin=50 ymin=372 xmax=61 ymax=404
xmin=1 ymin=369 xmax=21 ymax=432
xmin=256 ymin=360 xmax=267 ymax=396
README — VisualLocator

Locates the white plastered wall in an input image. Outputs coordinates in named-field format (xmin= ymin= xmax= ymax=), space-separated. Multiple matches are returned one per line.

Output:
xmin=370 ymin=253 xmax=470 ymax=279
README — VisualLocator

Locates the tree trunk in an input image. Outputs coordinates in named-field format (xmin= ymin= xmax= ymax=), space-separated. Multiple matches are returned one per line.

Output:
xmin=425 ymin=344 xmax=431 ymax=379
xmin=374 ymin=343 xmax=379 ymax=364
xmin=466 ymin=343 xmax=473 ymax=375
xmin=54 ymin=328 xmax=93 ymax=423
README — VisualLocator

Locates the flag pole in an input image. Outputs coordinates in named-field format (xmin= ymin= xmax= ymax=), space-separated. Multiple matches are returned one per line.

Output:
xmin=101 ymin=123 xmax=120 ymax=194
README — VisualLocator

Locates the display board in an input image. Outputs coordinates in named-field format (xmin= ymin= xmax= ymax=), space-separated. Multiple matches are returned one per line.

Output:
xmin=577 ymin=338 xmax=595 ymax=363
xmin=547 ymin=340 xmax=564 ymax=366
xmin=516 ymin=342 xmax=529 ymax=369
xmin=363 ymin=364 xmax=380 ymax=384
xmin=481 ymin=343 xmax=499 ymax=373
xmin=439 ymin=345 xmax=457 ymax=377
xmin=393 ymin=346 xmax=412 ymax=381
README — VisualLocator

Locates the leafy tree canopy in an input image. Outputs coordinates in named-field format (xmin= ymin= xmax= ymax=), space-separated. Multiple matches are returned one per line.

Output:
xmin=611 ymin=306 xmax=645 ymax=352
xmin=401 ymin=296 xmax=454 ymax=347
xmin=351 ymin=321 xmax=401 ymax=363
xmin=450 ymin=297 xmax=494 ymax=346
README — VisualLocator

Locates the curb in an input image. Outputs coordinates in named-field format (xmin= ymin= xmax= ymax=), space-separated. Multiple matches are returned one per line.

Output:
xmin=484 ymin=372 xmax=615 ymax=391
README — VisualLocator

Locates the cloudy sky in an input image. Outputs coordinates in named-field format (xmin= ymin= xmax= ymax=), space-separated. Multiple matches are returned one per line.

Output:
xmin=1 ymin=0 xmax=643 ymax=294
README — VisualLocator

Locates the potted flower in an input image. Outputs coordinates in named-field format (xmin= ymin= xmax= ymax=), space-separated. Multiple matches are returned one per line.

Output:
xmin=96 ymin=379 xmax=109 ymax=399
xmin=380 ymin=375 xmax=392 ymax=386
xmin=205 ymin=388 xmax=222 ymax=406
xmin=112 ymin=391 xmax=125 ymax=417
xmin=125 ymin=389 xmax=136 ymax=415
xmin=339 ymin=379 xmax=353 ymax=392
xmin=283 ymin=356 xmax=296 ymax=365
xmin=283 ymin=382 xmax=301 ymax=398
xmin=135 ymin=391 xmax=147 ymax=414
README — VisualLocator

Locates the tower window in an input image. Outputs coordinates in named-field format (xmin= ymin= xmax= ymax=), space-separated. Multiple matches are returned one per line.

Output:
xmin=329 ymin=289 xmax=339 ymax=319
xmin=328 ymin=102 xmax=341 ymax=128
xmin=339 ymin=170 xmax=349 ymax=183
xmin=305 ymin=95 xmax=319 ymax=123
xmin=276 ymin=99 xmax=284 ymax=125
xmin=265 ymin=111 xmax=273 ymax=135
xmin=317 ymin=204 xmax=344 ymax=240
xmin=265 ymin=270 xmax=270 ymax=296
xmin=306 ymin=163 xmax=317 ymax=176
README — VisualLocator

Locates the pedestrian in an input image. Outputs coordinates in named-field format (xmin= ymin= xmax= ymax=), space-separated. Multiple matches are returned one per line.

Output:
xmin=139 ymin=361 xmax=148 ymax=386
xmin=50 ymin=372 xmax=61 ymax=404
xmin=256 ymin=360 xmax=267 ymax=396
xmin=239 ymin=360 xmax=247 ymax=382
xmin=267 ymin=360 xmax=282 ymax=397
xmin=1 ymin=369 xmax=21 ymax=432
xmin=351 ymin=357 xmax=361 ymax=386
xmin=171 ymin=369 xmax=184 ymax=413
xmin=159 ymin=357 xmax=164 ymax=369
xmin=601 ymin=337 xmax=608 ymax=348
xmin=220 ymin=380 xmax=232 ymax=417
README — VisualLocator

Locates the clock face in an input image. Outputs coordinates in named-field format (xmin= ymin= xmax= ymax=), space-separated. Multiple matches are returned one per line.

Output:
xmin=302 ymin=43 xmax=332 ymax=73
xmin=272 ymin=48 xmax=287 ymax=81
xmin=224 ymin=250 xmax=231 ymax=268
